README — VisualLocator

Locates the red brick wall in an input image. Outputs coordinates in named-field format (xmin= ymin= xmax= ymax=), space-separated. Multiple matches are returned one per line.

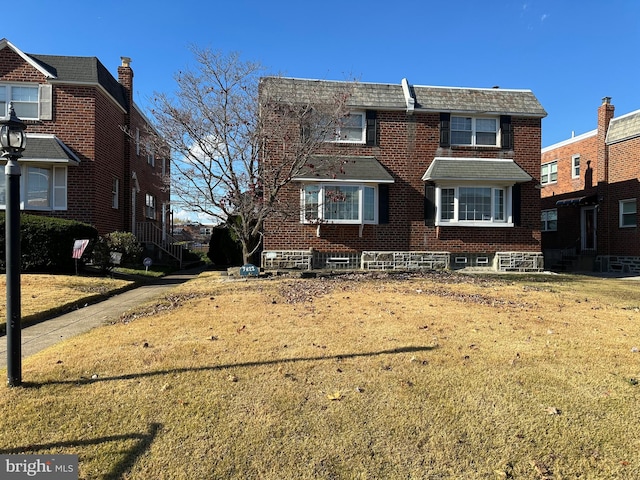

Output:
xmin=263 ymin=107 xmax=542 ymax=254
xmin=0 ymin=46 xmax=168 ymax=235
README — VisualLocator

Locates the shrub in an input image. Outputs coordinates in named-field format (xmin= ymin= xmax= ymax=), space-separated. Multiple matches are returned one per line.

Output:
xmin=91 ymin=231 xmax=143 ymax=272
xmin=0 ymin=213 xmax=98 ymax=273
xmin=208 ymin=225 xmax=243 ymax=267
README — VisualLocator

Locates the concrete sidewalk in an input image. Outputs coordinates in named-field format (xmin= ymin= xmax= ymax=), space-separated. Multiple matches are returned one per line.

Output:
xmin=0 ymin=268 xmax=205 ymax=370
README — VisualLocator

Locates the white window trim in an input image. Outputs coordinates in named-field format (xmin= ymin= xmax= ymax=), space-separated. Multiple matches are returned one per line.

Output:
xmin=145 ymin=193 xmax=157 ymax=220
xmin=0 ymin=165 xmax=67 ymax=211
xmin=434 ymin=184 xmax=513 ymax=227
xmin=541 ymin=161 xmax=558 ymax=185
xmin=112 ymin=178 xmax=120 ymax=209
xmin=541 ymin=208 xmax=558 ymax=232
xmin=450 ymin=115 xmax=500 ymax=147
xmin=300 ymin=183 xmax=378 ymax=225
xmin=619 ymin=198 xmax=637 ymax=228
xmin=0 ymin=83 xmax=42 ymax=120
xmin=571 ymin=154 xmax=580 ymax=179
xmin=326 ymin=111 xmax=366 ymax=144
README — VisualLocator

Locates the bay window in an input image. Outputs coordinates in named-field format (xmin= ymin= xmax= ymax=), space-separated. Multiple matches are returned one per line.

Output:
xmin=0 ymin=165 xmax=67 ymax=210
xmin=302 ymin=184 xmax=377 ymax=224
xmin=435 ymin=185 xmax=511 ymax=226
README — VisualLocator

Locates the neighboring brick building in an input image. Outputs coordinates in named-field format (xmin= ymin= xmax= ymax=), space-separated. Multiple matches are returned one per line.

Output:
xmin=260 ymin=77 xmax=546 ymax=272
xmin=0 ymin=39 xmax=170 ymax=248
xmin=541 ymin=97 xmax=640 ymax=273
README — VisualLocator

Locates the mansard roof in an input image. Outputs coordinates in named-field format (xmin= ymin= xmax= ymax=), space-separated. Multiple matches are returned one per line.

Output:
xmin=606 ymin=109 xmax=640 ymax=144
xmin=260 ymin=77 xmax=547 ymax=118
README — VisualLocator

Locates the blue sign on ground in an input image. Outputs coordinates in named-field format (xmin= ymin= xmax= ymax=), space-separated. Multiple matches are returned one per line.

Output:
xmin=239 ymin=264 xmax=260 ymax=277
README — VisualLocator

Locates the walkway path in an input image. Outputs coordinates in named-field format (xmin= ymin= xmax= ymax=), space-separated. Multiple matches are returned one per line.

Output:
xmin=0 ymin=268 xmax=205 ymax=370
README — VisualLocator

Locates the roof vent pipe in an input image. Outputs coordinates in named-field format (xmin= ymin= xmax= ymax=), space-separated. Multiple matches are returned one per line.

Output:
xmin=401 ymin=78 xmax=415 ymax=115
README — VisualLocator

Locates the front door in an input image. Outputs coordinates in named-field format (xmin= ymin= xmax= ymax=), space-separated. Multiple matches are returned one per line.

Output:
xmin=581 ymin=206 xmax=597 ymax=252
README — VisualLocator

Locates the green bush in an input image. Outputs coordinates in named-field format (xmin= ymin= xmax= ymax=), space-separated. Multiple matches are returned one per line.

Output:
xmin=91 ymin=231 xmax=143 ymax=272
xmin=0 ymin=213 xmax=98 ymax=273
xmin=208 ymin=225 xmax=243 ymax=266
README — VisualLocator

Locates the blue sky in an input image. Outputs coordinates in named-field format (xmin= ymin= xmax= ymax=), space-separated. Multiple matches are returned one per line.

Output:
xmin=4 ymin=0 xmax=638 ymax=147
xmin=3 ymin=0 xmax=639 ymax=218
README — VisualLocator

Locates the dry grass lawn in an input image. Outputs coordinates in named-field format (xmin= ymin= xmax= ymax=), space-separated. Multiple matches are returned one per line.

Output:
xmin=0 ymin=274 xmax=133 ymax=331
xmin=1 ymin=270 xmax=639 ymax=479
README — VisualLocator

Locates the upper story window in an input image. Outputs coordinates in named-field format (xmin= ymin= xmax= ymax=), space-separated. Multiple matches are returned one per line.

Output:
xmin=324 ymin=111 xmax=365 ymax=143
xmin=0 ymin=84 xmax=40 ymax=120
xmin=541 ymin=161 xmax=558 ymax=185
xmin=301 ymin=184 xmax=377 ymax=224
xmin=619 ymin=199 xmax=637 ymax=228
xmin=572 ymin=155 xmax=580 ymax=179
xmin=451 ymin=116 xmax=498 ymax=146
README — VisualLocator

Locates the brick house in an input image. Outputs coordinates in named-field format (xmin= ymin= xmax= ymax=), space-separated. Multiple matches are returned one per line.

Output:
xmin=260 ymin=77 xmax=547 ymax=272
xmin=0 ymin=39 xmax=175 ymax=262
xmin=541 ymin=97 xmax=640 ymax=273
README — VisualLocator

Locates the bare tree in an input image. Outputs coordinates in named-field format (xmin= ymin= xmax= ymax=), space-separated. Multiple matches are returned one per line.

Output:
xmin=149 ymin=47 xmax=353 ymax=264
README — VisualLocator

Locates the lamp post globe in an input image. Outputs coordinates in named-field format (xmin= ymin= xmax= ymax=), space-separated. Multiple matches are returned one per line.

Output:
xmin=1 ymin=102 xmax=26 ymax=387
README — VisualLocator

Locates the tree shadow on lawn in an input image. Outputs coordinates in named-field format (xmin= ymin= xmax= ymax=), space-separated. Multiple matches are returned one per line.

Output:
xmin=24 ymin=345 xmax=435 ymax=388
xmin=0 ymin=422 xmax=161 ymax=480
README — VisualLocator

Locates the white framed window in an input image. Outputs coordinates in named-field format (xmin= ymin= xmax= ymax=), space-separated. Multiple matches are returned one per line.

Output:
xmin=541 ymin=161 xmax=558 ymax=185
xmin=541 ymin=209 xmax=558 ymax=232
xmin=435 ymin=185 xmax=512 ymax=226
xmin=619 ymin=199 xmax=636 ymax=228
xmin=451 ymin=116 xmax=499 ymax=146
xmin=301 ymin=183 xmax=377 ymax=224
xmin=112 ymin=178 xmax=119 ymax=209
xmin=0 ymin=165 xmax=67 ymax=210
xmin=145 ymin=193 xmax=156 ymax=219
xmin=314 ymin=111 xmax=366 ymax=143
xmin=571 ymin=155 xmax=580 ymax=179
xmin=146 ymin=141 xmax=155 ymax=166
xmin=0 ymin=84 xmax=41 ymax=120
xmin=135 ymin=128 xmax=140 ymax=156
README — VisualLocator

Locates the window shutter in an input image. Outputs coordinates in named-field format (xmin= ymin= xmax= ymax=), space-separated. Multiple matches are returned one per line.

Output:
xmin=512 ymin=183 xmax=521 ymax=226
xmin=424 ymin=184 xmax=436 ymax=225
xmin=39 ymin=84 xmax=53 ymax=120
xmin=500 ymin=115 xmax=513 ymax=149
xmin=366 ymin=110 xmax=377 ymax=146
xmin=378 ymin=183 xmax=389 ymax=224
xmin=439 ymin=113 xmax=450 ymax=147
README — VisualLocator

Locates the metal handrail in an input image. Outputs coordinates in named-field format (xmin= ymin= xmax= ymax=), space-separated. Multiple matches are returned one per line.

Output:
xmin=136 ymin=222 xmax=183 ymax=267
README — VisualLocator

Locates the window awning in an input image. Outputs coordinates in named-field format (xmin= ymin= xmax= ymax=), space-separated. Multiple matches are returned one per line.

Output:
xmin=292 ymin=156 xmax=394 ymax=183
xmin=555 ymin=195 xmax=598 ymax=207
xmin=422 ymin=157 xmax=532 ymax=183
xmin=14 ymin=134 xmax=81 ymax=165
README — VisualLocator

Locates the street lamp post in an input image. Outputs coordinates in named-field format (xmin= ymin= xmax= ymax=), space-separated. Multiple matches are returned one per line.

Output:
xmin=1 ymin=103 xmax=27 ymax=387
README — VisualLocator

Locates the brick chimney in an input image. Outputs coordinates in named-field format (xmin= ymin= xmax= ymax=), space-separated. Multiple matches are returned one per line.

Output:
xmin=596 ymin=96 xmax=614 ymax=184
xmin=118 ymin=57 xmax=134 ymax=113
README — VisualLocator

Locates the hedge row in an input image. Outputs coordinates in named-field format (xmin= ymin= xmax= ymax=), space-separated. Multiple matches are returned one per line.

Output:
xmin=0 ymin=213 xmax=98 ymax=273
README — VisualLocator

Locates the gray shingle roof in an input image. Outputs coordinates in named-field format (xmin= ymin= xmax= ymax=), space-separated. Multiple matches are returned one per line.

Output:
xmin=27 ymin=54 xmax=128 ymax=110
xmin=606 ymin=109 xmax=640 ymax=144
xmin=22 ymin=134 xmax=81 ymax=165
xmin=260 ymin=77 xmax=546 ymax=117
xmin=422 ymin=157 xmax=532 ymax=183
xmin=292 ymin=156 xmax=394 ymax=183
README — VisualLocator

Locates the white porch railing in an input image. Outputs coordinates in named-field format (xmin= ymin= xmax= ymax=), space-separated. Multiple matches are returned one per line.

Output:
xmin=136 ymin=222 xmax=183 ymax=268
